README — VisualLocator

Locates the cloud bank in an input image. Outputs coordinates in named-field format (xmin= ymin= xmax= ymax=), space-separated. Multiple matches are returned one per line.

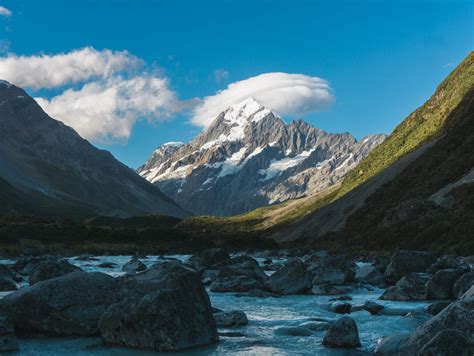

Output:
xmin=191 ymin=72 xmax=334 ymax=127
xmin=0 ymin=6 xmax=11 ymax=17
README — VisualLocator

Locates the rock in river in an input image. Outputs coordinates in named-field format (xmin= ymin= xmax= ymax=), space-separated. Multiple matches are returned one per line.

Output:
xmin=0 ymin=316 xmax=19 ymax=352
xmin=264 ymin=258 xmax=312 ymax=295
xmin=28 ymin=258 xmax=81 ymax=285
xmin=322 ymin=316 xmax=361 ymax=348
xmin=214 ymin=310 xmax=248 ymax=327
xmin=384 ymin=250 xmax=435 ymax=285
xmin=380 ymin=273 xmax=431 ymax=301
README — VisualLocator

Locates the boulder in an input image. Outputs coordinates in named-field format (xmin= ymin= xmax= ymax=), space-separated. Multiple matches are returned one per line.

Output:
xmin=121 ymin=257 xmax=146 ymax=273
xmin=426 ymin=269 xmax=465 ymax=299
xmin=274 ymin=327 xmax=313 ymax=337
xmin=452 ymin=271 xmax=474 ymax=298
xmin=99 ymin=261 xmax=218 ymax=351
xmin=352 ymin=301 xmax=384 ymax=315
xmin=299 ymin=321 xmax=332 ymax=332
xmin=0 ymin=316 xmax=19 ymax=352
xmin=384 ymin=250 xmax=435 ymax=284
xmin=264 ymin=258 xmax=312 ymax=295
xmin=418 ymin=329 xmax=471 ymax=356
xmin=355 ymin=265 xmax=385 ymax=286
xmin=312 ymin=284 xmax=350 ymax=295
xmin=0 ymin=271 xmax=119 ymax=335
xmin=329 ymin=302 xmax=352 ymax=314
xmin=188 ymin=248 xmax=230 ymax=273
xmin=380 ymin=273 xmax=431 ymax=301
xmin=425 ymin=301 xmax=451 ymax=315
xmin=97 ymin=262 xmax=117 ymax=269
xmin=374 ymin=333 xmax=409 ymax=355
xmin=322 ymin=316 xmax=361 ymax=348
xmin=214 ymin=310 xmax=248 ymax=327
xmin=427 ymin=255 xmax=470 ymax=274
xmin=399 ymin=297 xmax=474 ymax=355
xmin=306 ymin=254 xmax=356 ymax=285
xmin=28 ymin=259 xmax=81 ymax=285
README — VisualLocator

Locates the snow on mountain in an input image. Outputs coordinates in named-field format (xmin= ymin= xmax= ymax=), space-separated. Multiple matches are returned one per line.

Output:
xmin=138 ymin=97 xmax=386 ymax=216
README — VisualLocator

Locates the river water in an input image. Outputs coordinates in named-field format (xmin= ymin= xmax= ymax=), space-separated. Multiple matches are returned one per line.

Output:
xmin=5 ymin=255 xmax=430 ymax=355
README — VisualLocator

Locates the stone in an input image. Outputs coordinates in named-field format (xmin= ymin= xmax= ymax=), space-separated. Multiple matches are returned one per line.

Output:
xmin=425 ymin=301 xmax=451 ymax=315
xmin=299 ymin=321 xmax=332 ymax=332
xmin=99 ymin=261 xmax=218 ymax=351
xmin=374 ymin=333 xmax=409 ymax=355
xmin=355 ymin=265 xmax=385 ymax=286
xmin=380 ymin=273 xmax=431 ymax=301
xmin=312 ymin=284 xmax=350 ymax=295
xmin=264 ymin=258 xmax=312 ymax=295
xmin=329 ymin=302 xmax=352 ymax=314
xmin=352 ymin=301 xmax=384 ymax=315
xmin=274 ymin=327 xmax=313 ymax=337
xmin=28 ymin=259 xmax=81 ymax=285
xmin=188 ymin=248 xmax=230 ymax=273
xmin=425 ymin=269 xmax=465 ymax=299
xmin=417 ymin=329 xmax=471 ymax=356
xmin=214 ymin=310 xmax=248 ymax=327
xmin=322 ymin=316 xmax=361 ymax=348
xmin=306 ymin=254 xmax=356 ymax=285
xmin=384 ymin=250 xmax=435 ymax=284
xmin=399 ymin=297 xmax=474 ymax=355
xmin=121 ymin=257 xmax=146 ymax=273
xmin=452 ymin=271 xmax=474 ymax=298
xmin=0 ymin=271 xmax=119 ymax=335
xmin=0 ymin=316 xmax=19 ymax=352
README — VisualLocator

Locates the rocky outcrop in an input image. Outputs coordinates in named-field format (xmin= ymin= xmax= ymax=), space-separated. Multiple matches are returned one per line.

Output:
xmin=264 ymin=258 xmax=312 ymax=295
xmin=380 ymin=273 xmax=431 ymax=301
xmin=384 ymin=250 xmax=435 ymax=284
xmin=322 ymin=316 xmax=361 ymax=348
xmin=139 ymin=98 xmax=385 ymax=216
xmin=99 ymin=261 xmax=218 ymax=351
xmin=0 ymin=271 xmax=119 ymax=335
xmin=28 ymin=258 xmax=81 ymax=285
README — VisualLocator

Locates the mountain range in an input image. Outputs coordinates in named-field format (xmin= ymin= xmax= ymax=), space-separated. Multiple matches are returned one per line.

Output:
xmin=0 ymin=81 xmax=187 ymax=219
xmin=138 ymin=98 xmax=385 ymax=216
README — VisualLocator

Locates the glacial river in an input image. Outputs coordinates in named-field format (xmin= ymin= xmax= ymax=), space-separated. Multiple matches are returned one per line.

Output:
xmin=5 ymin=255 xmax=430 ymax=355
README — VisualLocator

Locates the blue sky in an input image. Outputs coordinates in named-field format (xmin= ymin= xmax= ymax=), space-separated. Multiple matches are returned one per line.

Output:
xmin=0 ymin=0 xmax=472 ymax=168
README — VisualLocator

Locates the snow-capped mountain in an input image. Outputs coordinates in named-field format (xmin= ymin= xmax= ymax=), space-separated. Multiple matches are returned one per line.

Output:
xmin=139 ymin=98 xmax=386 ymax=216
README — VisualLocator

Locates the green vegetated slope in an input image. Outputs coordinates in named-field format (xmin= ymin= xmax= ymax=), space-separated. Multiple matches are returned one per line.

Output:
xmin=338 ymin=51 xmax=474 ymax=197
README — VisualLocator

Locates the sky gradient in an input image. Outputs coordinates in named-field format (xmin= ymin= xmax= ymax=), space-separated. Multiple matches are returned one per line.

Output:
xmin=0 ymin=0 xmax=472 ymax=168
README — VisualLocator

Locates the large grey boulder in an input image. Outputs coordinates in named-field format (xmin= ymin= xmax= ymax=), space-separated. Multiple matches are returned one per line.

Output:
xmin=352 ymin=301 xmax=384 ymax=315
xmin=121 ymin=257 xmax=146 ymax=273
xmin=355 ymin=265 xmax=385 ymax=286
xmin=425 ymin=269 xmax=465 ymax=299
xmin=380 ymin=273 xmax=431 ymax=301
xmin=375 ymin=333 xmax=409 ymax=355
xmin=399 ymin=297 xmax=474 ymax=355
xmin=452 ymin=271 xmax=474 ymax=299
xmin=418 ymin=329 xmax=471 ymax=356
xmin=425 ymin=301 xmax=451 ymax=315
xmin=0 ymin=316 xmax=19 ymax=352
xmin=99 ymin=261 xmax=218 ymax=351
xmin=209 ymin=256 xmax=267 ymax=293
xmin=0 ymin=271 xmax=119 ymax=335
xmin=264 ymin=258 xmax=312 ymax=295
xmin=306 ymin=254 xmax=356 ymax=285
xmin=214 ymin=310 xmax=248 ymax=327
xmin=384 ymin=250 xmax=435 ymax=284
xmin=28 ymin=258 xmax=81 ymax=285
xmin=322 ymin=316 xmax=361 ymax=348
xmin=188 ymin=248 xmax=230 ymax=273
xmin=329 ymin=302 xmax=352 ymax=314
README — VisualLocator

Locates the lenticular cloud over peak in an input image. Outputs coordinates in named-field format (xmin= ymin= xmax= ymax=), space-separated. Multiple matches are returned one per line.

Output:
xmin=191 ymin=72 xmax=335 ymax=127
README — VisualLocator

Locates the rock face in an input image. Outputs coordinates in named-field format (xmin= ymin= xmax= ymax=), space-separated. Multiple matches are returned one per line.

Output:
xmin=322 ymin=316 xmax=361 ymax=348
xmin=399 ymin=297 xmax=474 ymax=355
xmin=139 ymin=98 xmax=386 ymax=216
xmin=452 ymin=271 xmax=474 ymax=298
xmin=99 ymin=261 xmax=218 ymax=351
xmin=0 ymin=81 xmax=187 ymax=218
xmin=264 ymin=258 xmax=312 ymax=295
xmin=355 ymin=265 xmax=385 ymax=286
xmin=426 ymin=269 xmax=465 ymax=299
xmin=0 ymin=316 xmax=19 ymax=352
xmin=384 ymin=250 xmax=435 ymax=284
xmin=0 ymin=271 xmax=119 ymax=335
xmin=214 ymin=310 xmax=248 ymax=327
xmin=380 ymin=273 xmax=431 ymax=301
xmin=28 ymin=258 xmax=81 ymax=285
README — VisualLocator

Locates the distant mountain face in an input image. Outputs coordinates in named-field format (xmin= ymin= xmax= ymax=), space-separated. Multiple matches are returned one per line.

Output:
xmin=0 ymin=81 xmax=187 ymax=219
xmin=139 ymin=98 xmax=386 ymax=216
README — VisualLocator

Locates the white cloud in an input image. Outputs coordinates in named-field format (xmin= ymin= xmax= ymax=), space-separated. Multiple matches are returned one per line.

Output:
xmin=0 ymin=6 xmax=11 ymax=17
xmin=191 ymin=72 xmax=334 ymax=127
xmin=36 ymin=75 xmax=181 ymax=143
xmin=214 ymin=69 xmax=229 ymax=83
xmin=0 ymin=47 xmax=141 ymax=89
